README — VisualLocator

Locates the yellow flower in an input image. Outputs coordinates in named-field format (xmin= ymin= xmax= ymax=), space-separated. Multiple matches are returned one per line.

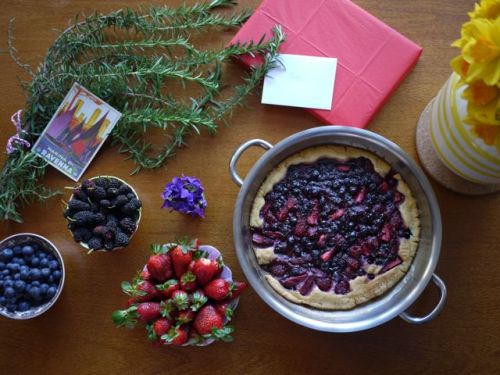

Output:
xmin=463 ymin=80 xmax=499 ymax=106
xmin=465 ymin=96 xmax=500 ymax=126
xmin=471 ymin=123 xmax=500 ymax=151
xmin=460 ymin=18 xmax=500 ymax=85
xmin=469 ymin=0 xmax=500 ymax=20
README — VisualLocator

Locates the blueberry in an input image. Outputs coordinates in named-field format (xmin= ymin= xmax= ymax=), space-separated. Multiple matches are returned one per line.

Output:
xmin=38 ymin=251 xmax=47 ymax=259
xmin=19 ymin=270 xmax=29 ymax=280
xmin=29 ymin=286 xmax=41 ymax=300
xmin=1 ymin=248 xmax=14 ymax=261
xmin=40 ymin=283 xmax=49 ymax=295
xmin=13 ymin=274 xmax=21 ymax=280
xmin=13 ymin=280 xmax=25 ymax=292
xmin=40 ymin=258 xmax=49 ymax=268
xmin=4 ymin=287 xmax=15 ymax=298
xmin=30 ymin=257 xmax=40 ymax=267
xmin=40 ymin=268 xmax=50 ymax=279
xmin=49 ymin=260 xmax=59 ymax=270
xmin=52 ymin=270 xmax=62 ymax=281
xmin=30 ymin=281 xmax=40 ymax=287
xmin=6 ymin=303 xmax=16 ymax=312
xmin=21 ymin=245 xmax=34 ymax=257
xmin=0 ymin=280 xmax=3 ymax=288
xmin=46 ymin=254 xmax=55 ymax=262
xmin=7 ymin=263 xmax=20 ymax=273
xmin=13 ymin=246 xmax=22 ymax=256
xmin=29 ymin=268 xmax=41 ymax=280
xmin=0 ymin=262 xmax=5 ymax=271
xmin=0 ymin=296 xmax=5 ymax=306
xmin=17 ymin=301 xmax=31 ymax=312
xmin=46 ymin=286 xmax=57 ymax=299
xmin=4 ymin=280 xmax=13 ymax=288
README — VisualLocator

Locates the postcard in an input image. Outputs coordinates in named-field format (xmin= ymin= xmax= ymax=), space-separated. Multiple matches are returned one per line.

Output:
xmin=32 ymin=83 xmax=122 ymax=181
xmin=262 ymin=54 xmax=338 ymax=110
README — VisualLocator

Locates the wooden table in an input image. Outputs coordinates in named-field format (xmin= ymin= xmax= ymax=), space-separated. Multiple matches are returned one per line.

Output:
xmin=0 ymin=0 xmax=499 ymax=374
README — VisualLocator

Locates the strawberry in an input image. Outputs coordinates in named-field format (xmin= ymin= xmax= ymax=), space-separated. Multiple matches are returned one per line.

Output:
xmin=153 ymin=318 xmax=173 ymax=337
xmin=140 ymin=269 xmax=152 ymax=281
xmin=177 ymin=309 xmax=195 ymax=324
xmin=193 ymin=305 xmax=224 ymax=335
xmin=203 ymin=278 xmax=232 ymax=301
xmin=147 ymin=253 xmax=173 ymax=283
xmin=229 ymin=281 xmax=247 ymax=299
xmin=170 ymin=241 xmax=195 ymax=278
xmin=112 ymin=302 xmax=161 ymax=327
xmin=191 ymin=257 xmax=221 ymax=286
xmin=180 ymin=271 xmax=197 ymax=292
xmin=214 ymin=301 xmax=234 ymax=320
xmin=193 ymin=305 xmax=234 ymax=341
xmin=164 ymin=325 xmax=189 ymax=346
xmin=121 ymin=279 xmax=160 ymax=303
xmin=137 ymin=302 xmax=161 ymax=323
xmin=157 ymin=279 xmax=179 ymax=298
xmin=190 ymin=290 xmax=208 ymax=312
xmin=171 ymin=290 xmax=189 ymax=310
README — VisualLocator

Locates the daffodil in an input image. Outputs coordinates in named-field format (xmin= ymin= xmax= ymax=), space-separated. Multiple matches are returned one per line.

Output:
xmin=470 ymin=123 xmax=500 ymax=151
xmin=463 ymin=80 xmax=499 ymax=106
xmin=469 ymin=0 xmax=500 ymax=20
xmin=461 ymin=18 xmax=500 ymax=85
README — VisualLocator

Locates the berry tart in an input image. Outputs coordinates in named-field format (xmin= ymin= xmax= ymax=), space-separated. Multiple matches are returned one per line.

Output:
xmin=250 ymin=145 xmax=420 ymax=310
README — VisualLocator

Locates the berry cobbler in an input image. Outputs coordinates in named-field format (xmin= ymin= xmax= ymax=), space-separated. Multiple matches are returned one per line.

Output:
xmin=250 ymin=146 xmax=420 ymax=310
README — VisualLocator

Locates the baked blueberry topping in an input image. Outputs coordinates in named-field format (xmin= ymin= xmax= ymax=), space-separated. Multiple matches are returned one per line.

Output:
xmin=251 ymin=157 xmax=411 ymax=296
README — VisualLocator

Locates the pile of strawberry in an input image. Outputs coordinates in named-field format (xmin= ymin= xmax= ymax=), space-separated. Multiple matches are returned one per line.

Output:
xmin=112 ymin=239 xmax=247 ymax=346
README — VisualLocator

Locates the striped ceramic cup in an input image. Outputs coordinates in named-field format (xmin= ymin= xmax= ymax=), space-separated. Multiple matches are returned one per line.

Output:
xmin=429 ymin=73 xmax=500 ymax=184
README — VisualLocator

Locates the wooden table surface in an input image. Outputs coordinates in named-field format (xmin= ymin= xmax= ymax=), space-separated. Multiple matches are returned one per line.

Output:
xmin=1 ymin=0 xmax=499 ymax=374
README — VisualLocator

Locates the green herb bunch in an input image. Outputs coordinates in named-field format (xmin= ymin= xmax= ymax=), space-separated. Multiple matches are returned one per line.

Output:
xmin=1 ymin=0 xmax=285 ymax=222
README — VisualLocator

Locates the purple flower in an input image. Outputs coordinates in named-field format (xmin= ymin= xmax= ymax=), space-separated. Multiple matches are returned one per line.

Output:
xmin=161 ymin=175 xmax=207 ymax=218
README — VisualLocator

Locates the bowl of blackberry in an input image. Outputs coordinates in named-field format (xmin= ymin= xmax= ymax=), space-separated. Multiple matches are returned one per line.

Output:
xmin=0 ymin=233 xmax=65 ymax=319
xmin=64 ymin=176 xmax=142 ymax=253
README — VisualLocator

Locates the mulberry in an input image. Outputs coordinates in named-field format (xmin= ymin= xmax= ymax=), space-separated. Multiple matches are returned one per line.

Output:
xmin=72 ymin=227 xmax=92 ymax=242
xmin=114 ymin=232 xmax=129 ymax=247
xmin=113 ymin=195 xmax=129 ymax=207
xmin=73 ymin=211 xmax=96 ymax=226
xmin=88 ymin=237 xmax=103 ymax=250
xmin=68 ymin=199 xmax=90 ymax=212
xmin=119 ymin=218 xmax=137 ymax=235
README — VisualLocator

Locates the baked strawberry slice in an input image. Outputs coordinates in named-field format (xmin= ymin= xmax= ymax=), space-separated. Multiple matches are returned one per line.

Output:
xmin=380 ymin=223 xmax=392 ymax=242
xmin=354 ymin=187 xmax=367 ymax=203
xmin=330 ymin=208 xmax=345 ymax=220
xmin=320 ymin=249 xmax=336 ymax=262
xmin=251 ymin=233 xmax=274 ymax=247
xmin=380 ymin=257 xmax=402 ymax=273
xmin=293 ymin=218 xmax=308 ymax=237
xmin=191 ymin=257 xmax=221 ymax=286
xmin=280 ymin=274 xmax=307 ymax=288
xmin=307 ymin=201 xmax=319 ymax=225
xmin=317 ymin=234 xmax=327 ymax=248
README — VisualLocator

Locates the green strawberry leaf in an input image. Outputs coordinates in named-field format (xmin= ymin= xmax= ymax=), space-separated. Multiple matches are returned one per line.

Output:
xmin=211 ymin=325 xmax=234 ymax=342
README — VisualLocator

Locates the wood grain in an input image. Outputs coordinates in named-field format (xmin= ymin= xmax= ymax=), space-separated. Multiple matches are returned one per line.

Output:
xmin=0 ymin=1 xmax=499 ymax=374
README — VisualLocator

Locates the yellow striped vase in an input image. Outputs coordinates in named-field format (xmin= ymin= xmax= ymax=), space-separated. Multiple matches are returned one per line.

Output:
xmin=430 ymin=73 xmax=500 ymax=184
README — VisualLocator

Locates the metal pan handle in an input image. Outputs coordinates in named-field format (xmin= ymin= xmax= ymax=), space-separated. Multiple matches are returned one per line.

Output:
xmin=399 ymin=274 xmax=447 ymax=324
xmin=229 ymin=139 xmax=273 ymax=187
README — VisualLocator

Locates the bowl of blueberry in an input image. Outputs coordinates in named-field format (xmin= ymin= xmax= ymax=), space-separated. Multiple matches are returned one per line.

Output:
xmin=0 ymin=233 xmax=65 ymax=319
xmin=64 ymin=176 xmax=142 ymax=253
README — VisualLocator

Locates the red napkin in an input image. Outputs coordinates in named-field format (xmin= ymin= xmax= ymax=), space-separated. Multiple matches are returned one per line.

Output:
xmin=229 ymin=0 xmax=422 ymax=128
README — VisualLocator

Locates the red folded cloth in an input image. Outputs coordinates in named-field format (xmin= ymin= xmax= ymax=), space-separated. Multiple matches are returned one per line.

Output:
xmin=229 ymin=0 xmax=422 ymax=128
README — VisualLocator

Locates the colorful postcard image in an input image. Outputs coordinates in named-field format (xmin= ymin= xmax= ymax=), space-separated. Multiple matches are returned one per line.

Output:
xmin=33 ymin=83 xmax=122 ymax=181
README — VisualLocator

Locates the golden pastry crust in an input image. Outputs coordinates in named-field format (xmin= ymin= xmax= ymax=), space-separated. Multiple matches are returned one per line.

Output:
xmin=250 ymin=145 xmax=420 ymax=310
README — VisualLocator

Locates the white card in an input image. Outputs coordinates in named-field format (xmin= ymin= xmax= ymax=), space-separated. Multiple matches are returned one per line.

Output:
xmin=262 ymin=54 xmax=338 ymax=110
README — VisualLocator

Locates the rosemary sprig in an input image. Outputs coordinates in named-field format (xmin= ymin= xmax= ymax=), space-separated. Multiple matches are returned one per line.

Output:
xmin=1 ymin=1 xmax=285 ymax=222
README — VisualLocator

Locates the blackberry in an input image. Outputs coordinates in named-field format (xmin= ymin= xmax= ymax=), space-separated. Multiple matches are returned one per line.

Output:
xmin=106 ymin=215 xmax=119 ymax=228
xmin=94 ymin=213 xmax=105 ymax=224
xmin=113 ymin=195 xmax=129 ymax=207
xmin=81 ymin=179 xmax=96 ymax=192
xmin=93 ymin=177 xmax=109 ymax=189
xmin=119 ymin=218 xmax=137 ymax=235
xmin=118 ymin=184 xmax=132 ymax=195
xmin=87 ymin=237 xmax=103 ymax=251
xmin=73 ymin=211 xmax=96 ymax=226
xmin=106 ymin=188 xmax=118 ymax=198
xmin=67 ymin=199 xmax=90 ymax=212
xmin=72 ymin=227 xmax=92 ymax=242
xmin=93 ymin=226 xmax=110 ymax=237
xmin=121 ymin=202 xmax=140 ymax=216
xmin=89 ymin=187 xmax=106 ymax=201
xmin=104 ymin=241 xmax=115 ymax=251
xmin=114 ymin=232 xmax=129 ymax=247
xmin=99 ymin=199 xmax=111 ymax=208
xmin=107 ymin=178 xmax=121 ymax=190
xmin=72 ymin=188 xmax=88 ymax=201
